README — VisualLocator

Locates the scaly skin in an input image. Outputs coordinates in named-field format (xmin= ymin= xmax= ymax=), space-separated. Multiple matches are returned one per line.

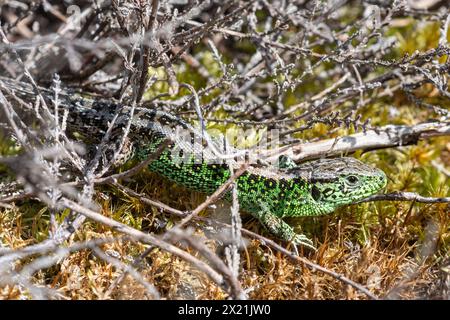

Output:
xmin=137 ymin=140 xmax=387 ymax=248
xmin=0 ymin=76 xmax=387 ymax=248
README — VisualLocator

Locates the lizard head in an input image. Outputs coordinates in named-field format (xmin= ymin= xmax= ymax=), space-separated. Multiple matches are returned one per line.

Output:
xmin=288 ymin=157 xmax=387 ymax=215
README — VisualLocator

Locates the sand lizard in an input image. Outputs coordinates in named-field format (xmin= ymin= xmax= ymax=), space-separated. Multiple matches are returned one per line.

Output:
xmin=0 ymin=77 xmax=387 ymax=249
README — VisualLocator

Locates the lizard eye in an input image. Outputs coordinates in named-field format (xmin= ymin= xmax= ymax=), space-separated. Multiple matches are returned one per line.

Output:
xmin=346 ymin=175 xmax=358 ymax=185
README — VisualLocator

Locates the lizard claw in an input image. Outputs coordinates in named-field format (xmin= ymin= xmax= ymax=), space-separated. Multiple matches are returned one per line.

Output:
xmin=290 ymin=233 xmax=316 ymax=251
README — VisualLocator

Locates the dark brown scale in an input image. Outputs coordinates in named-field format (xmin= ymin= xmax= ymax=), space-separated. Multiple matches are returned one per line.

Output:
xmin=264 ymin=178 xmax=276 ymax=188
xmin=311 ymin=186 xmax=321 ymax=201
xmin=293 ymin=178 xmax=306 ymax=188
xmin=279 ymin=179 xmax=289 ymax=190
xmin=248 ymin=174 xmax=259 ymax=184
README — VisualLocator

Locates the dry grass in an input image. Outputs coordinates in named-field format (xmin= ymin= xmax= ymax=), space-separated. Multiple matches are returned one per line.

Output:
xmin=1 ymin=139 xmax=448 ymax=299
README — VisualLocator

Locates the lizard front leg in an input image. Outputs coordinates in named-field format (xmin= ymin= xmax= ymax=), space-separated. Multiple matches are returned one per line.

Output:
xmin=252 ymin=204 xmax=316 ymax=250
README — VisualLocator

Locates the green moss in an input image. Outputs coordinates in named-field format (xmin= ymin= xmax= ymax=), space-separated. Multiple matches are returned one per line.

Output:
xmin=393 ymin=21 xmax=442 ymax=55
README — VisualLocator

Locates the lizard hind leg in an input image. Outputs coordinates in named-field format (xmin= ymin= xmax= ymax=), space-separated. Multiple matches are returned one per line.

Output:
xmin=253 ymin=202 xmax=316 ymax=250
xmin=82 ymin=131 xmax=135 ymax=175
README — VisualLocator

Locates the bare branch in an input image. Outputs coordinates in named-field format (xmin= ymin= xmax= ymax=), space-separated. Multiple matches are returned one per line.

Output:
xmin=267 ymin=121 xmax=450 ymax=162
xmin=361 ymin=192 xmax=450 ymax=204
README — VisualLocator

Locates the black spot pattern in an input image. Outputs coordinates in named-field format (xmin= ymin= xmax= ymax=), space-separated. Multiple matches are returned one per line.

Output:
xmin=279 ymin=179 xmax=289 ymax=190
xmin=264 ymin=178 xmax=276 ymax=188
xmin=323 ymin=188 xmax=333 ymax=197
xmin=311 ymin=186 xmax=321 ymax=201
